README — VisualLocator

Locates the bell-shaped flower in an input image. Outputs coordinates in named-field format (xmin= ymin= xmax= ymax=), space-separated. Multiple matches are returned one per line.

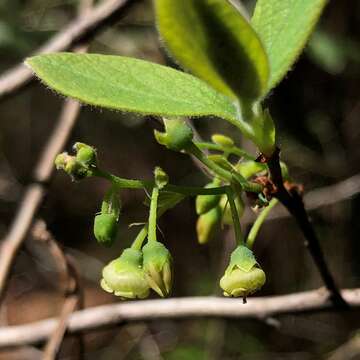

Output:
xmin=220 ymin=245 xmax=265 ymax=298
xmin=94 ymin=213 xmax=118 ymax=247
xmin=100 ymin=248 xmax=150 ymax=299
xmin=211 ymin=134 xmax=234 ymax=148
xmin=142 ymin=241 xmax=172 ymax=297
xmin=196 ymin=206 xmax=221 ymax=244
xmin=195 ymin=181 xmax=221 ymax=215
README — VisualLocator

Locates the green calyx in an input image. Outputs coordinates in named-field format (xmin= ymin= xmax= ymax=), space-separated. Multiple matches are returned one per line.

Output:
xmin=154 ymin=118 xmax=193 ymax=151
xmin=100 ymin=248 xmax=150 ymax=299
xmin=220 ymin=245 xmax=266 ymax=298
xmin=196 ymin=206 xmax=221 ymax=244
xmin=142 ymin=241 xmax=173 ymax=297
xmin=73 ymin=142 xmax=97 ymax=167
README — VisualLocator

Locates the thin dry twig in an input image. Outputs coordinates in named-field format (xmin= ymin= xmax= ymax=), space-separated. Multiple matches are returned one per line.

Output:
xmin=0 ymin=0 xmax=138 ymax=101
xmin=327 ymin=333 xmax=360 ymax=360
xmin=0 ymin=287 xmax=359 ymax=348
xmin=0 ymin=0 xmax=137 ymax=305
xmin=31 ymin=220 xmax=84 ymax=360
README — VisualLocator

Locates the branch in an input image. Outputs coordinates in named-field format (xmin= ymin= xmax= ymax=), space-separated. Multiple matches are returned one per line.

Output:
xmin=0 ymin=0 xmax=137 ymax=305
xmin=265 ymin=148 xmax=347 ymax=308
xmin=0 ymin=0 xmax=138 ymax=101
xmin=31 ymin=220 xmax=84 ymax=360
xmin=255 ymin=172 xmax=360 ymax=222
xmin=0 ymin=288 xmax=359 ymax=348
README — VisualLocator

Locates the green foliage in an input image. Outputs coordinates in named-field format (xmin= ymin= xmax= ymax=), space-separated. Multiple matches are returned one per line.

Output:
xmin=252 ymin=0 xmax=327 ymax=91
xmin=307 ymin=30 xmax=356 ymax=75
xmin=155 ymin=0 xmax=269 ymax=101
xmin=26 ymin=53 xmax=239 ymax=123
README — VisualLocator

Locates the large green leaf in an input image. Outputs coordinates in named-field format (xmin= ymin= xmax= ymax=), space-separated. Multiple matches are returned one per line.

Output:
xmin=252 ymin=0 xmax=327 ymax=91
xmin=26 ymin=53 xmax=240 ymax=124
xmin=155 ymin=0 xmax=269 ymax=101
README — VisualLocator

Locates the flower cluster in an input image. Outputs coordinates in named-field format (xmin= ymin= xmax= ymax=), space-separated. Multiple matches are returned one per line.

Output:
xmin=55 ymin=121 xmax=279 ymax=301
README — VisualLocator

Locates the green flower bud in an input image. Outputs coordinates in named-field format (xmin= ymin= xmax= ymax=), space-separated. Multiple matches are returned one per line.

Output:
xmin=154 ymin=166 xmax=169 ymax=189
xmin=220 ymin=245 xmax=266 ymax=298
xmin=54 ymin=151 xmax=90 ymax=180
xmin=196 ymin=206 xmax=221 ymax=244
xmin=219 ymin=195 xmax=244 ymax=225
xmin=54 ymin=152 xmax=69 ymax=170
xmin=94 ymin=188 xmax=121 ymax=247
xmin=94 ymin=213 xmax=118 ymax=247
xmin=74 ymin=142 xmax=97 ymax=167
xmin=235 ymin=161 xmax=266 ymax=179
xmin=211 ymin=134 xmax=234 ymax=148
xmin=154 ymin=118 xmax=193 ymax=151
xmin=142 ymin=241 xmax=172 ymax=297
xmin=195 ymin=182 xmax=221 ymax=215
xmin=100 ymin=248 xmax=150 ymax=299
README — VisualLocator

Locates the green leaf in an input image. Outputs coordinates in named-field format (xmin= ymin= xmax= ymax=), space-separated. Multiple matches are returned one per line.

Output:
xmin=155 ymin=0 xmax=269 ymax=101
xmin=252 ymin=0 xmax=327 ymax=91
xmin=25 ymin=53 xmax=239 ymax=123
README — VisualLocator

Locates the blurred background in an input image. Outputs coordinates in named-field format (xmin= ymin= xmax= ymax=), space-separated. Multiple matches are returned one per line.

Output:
xmin=0 ymin=0 xmax=360 ymax=358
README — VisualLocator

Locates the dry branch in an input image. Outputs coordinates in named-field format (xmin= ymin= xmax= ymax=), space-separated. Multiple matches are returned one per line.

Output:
xmin=0 ymin=0 xmax=138 ymax=101
xmin=0 ymin=288 xmax=359 ymax=348
xmin=0 ymin=0 xmax=136 ymax=304
xmin=266 ymin=149 xmax=347 ymax=307
xmin=32 ymin=220 xmax=84 ymax=360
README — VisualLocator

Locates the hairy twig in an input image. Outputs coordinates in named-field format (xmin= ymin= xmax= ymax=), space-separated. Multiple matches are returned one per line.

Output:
xmin=0 ymin=288 xmax=359 ymax=348
xmin=265 ymin=148 xmax=347 ymax=308
xmin=0 ymin=0 xmax=138 ymax=101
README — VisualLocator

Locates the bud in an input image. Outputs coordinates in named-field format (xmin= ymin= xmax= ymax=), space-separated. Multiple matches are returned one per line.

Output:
xmin=219 ymin=195 xmax=244 ymax=225
xmin=196 ymin=206 xmax=221 ymax=244
xmin=100 ymin=248 xmax=150 ymax=299
xmin=142 ymin=241 xmax=172 ymax=297
xmin=211 ymin=134 xmax=234 ymax=148
xmin=73 ymin=142 xmax=97 ymax=167
xmin=54 ymin=152 xmax=89 ymax=181
xmin=220 ymin=245 xmax=266 ymax=298
xmin=195 ymin=182 xmax=221 ymax=215
xmin=95 ymin=188 xmax=121 ymax=247
xmin=235 ymin=161 xmax=266 ymax=179
xmin=154 ymin=166 xmax=169 ymax=189
xmin=154 ymin=118 xmax=193 ymax=151
xmin=94 ymin=213 xmax=118 ymax=247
